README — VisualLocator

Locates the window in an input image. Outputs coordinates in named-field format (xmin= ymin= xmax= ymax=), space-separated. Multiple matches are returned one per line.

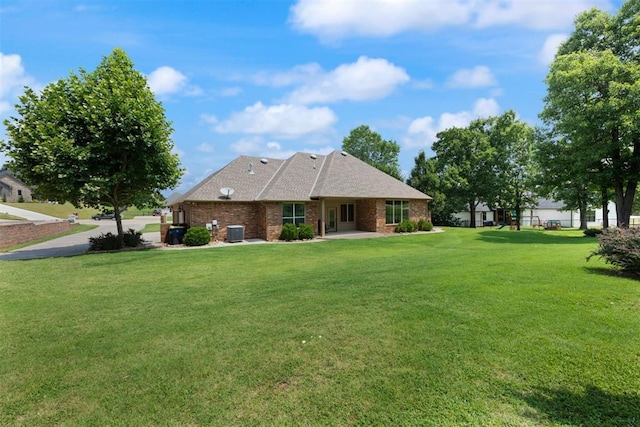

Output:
xmin=282 ymin=203 xmax=305 ymax=225
xmin=340 ymin=203 xmax=355 ymax=222
xmin=586 ymin=210 xmax=596 ymax=222
xmin=385 ymin=200 xmax=409 ymax=224
xmin=17 ymin=190 xmax=22 ymax=196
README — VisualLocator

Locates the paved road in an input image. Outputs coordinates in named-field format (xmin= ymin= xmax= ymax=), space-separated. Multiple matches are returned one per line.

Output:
xmin=0 ymin=217 xmax=161 ymax=261
xmin=0 ymin=203 xmax=60 ymax=221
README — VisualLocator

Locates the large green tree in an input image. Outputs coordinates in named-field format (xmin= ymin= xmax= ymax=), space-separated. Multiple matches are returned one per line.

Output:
xmin=406 ymin=151 xmax=457 ymax=225
xmin=342 ymin=125 xmax=402 ymax=180
xmin=491 ymin=111 xmax=536 ymax=231
xmin=2 ymin=48 xmax=183 ymax=244
xmin=432 ymin=118 xmax=500 ymax=228
xmin=541 ymin=0 xmax=640 ymax=227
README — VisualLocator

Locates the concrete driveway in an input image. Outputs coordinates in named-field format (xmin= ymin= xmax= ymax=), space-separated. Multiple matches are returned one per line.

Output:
xmin=0 ymin=203 xmax=60 ymax=221
xmin=0 ymin=217 xmax=161 ymax=261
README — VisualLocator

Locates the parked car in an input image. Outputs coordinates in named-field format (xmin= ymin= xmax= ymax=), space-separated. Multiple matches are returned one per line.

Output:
xmin=152 ymin=209 xmax=163 ymax=216
xmin=91 ymin=212 xmax=116 ymax=220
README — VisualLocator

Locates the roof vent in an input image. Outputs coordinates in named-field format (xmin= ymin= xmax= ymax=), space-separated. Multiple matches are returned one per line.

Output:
xmin=248 ymin=163 xmax=255 ymax=174
xmin=340 ymin=151 xmax=347 ymax=156
xmin=260 ymin=158 xmax=268 ymax=164
xmin=310 ymin=154 xmax=317 ymax=160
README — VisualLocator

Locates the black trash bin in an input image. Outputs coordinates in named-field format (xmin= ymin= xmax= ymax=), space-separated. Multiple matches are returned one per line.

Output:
xmin=168 ymin=225 xmax=187 ymax=245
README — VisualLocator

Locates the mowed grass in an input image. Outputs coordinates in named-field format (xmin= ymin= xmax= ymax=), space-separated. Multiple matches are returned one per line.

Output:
xmin=1 ymin=228 xmax=638 ymax=426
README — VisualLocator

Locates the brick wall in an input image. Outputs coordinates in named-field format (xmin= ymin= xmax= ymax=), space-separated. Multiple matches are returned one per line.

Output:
xmin=0 ymin=221 xmax=72 ymax=249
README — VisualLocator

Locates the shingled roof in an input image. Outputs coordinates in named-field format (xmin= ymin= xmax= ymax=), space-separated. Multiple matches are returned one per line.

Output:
xmin=177 ymin=150 xmax=431 ymax=203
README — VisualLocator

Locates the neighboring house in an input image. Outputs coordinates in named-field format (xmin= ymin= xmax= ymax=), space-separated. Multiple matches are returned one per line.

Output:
xmin=0 ymin=170 xmax=33 ymax=202
xmin=455 ymin=198 xmax=618 ymax=228
xmin=168 ymin=150 xmax=431 ymax=242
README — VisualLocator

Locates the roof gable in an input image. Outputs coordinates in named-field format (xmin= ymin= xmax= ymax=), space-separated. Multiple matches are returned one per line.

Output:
xmin=177 ymin=151 xmax=431 ymax=203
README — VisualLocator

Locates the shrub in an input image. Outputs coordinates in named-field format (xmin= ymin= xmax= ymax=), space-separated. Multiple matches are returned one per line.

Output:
xmin=89 ymin=228 xmax=146 ymax=251
xmin=280 ymin=223 xmax=299 ymax=241
xmin=89 ymin=232 xmax=121 ymax=251
xmin=396 ymin=219 xmax=417 ymax=233
xmin=583 ymin=228 xmax=603 ymax=238
xmin=122 ymin=228 xmax=144 ymax=247
xmin=298 ymin=223 xmax=315 ymax=240
xmin=417 ymin=218 xmax=434 ymax=232
xmin=183 ymin=226 xmax=211 ymax=246
xmin=588 ymin=228 xmax=640 ymax=272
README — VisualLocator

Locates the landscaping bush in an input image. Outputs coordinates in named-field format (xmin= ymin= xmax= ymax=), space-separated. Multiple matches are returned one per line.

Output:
xmin=89 ymin=232 xmax=122 ymax=251
xmin=583 ymin=228 xmax=603 ymax=237
xmin=417 ymin=218 xmax=434 ymax=231
xmin=396 ymin=219 xmax=417 ymax=233
xmin=183 ymin=226 xmax=211 ymax=246
xmin=89 ymin=228 xmax=146 ymax=251
xmin=122 ymin=228 xmax=144 ymax=247
xmin=280 ymin=223 xmax=299 ymax=241
xmin=588 ymin=228 xmax=640 ymax=272
xmin=298 ymin=223 xmax=315 ymax=240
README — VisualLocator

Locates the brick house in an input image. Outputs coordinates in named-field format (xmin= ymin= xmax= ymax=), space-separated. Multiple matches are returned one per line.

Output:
xmin=166 ymin=150 xmax=431 ymax=242
xmin=0 ymin=170 xmax=33 ymax=202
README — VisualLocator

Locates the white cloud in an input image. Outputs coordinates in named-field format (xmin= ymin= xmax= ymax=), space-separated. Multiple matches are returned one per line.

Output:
xmin=196 ymin=143 xmax=214 ymax=153
xmin=538 ymin=33 xmax=569 ymax=64
xmin=0 ymin=52 xmax=37 ymax=114
xmin=230 ymin=136 xmax=297 ymax=159
xmin=446 ymin=66 xmax=497 ymax=88
xmin=413 ymin=79 xmax=434 ymax=90
xmin=147 ymin=66 xmax=201 ymax=96
xmin=403 ymin=98 xmax=501 ymax=148
xmin=287 ymin=56 xmax=409 ymax=104
xmin=289 ymin=0 xmax=610 ymax=39
xmin=219 ymin=86 xmax=242 ymax=97
xmin=215 ymin=102 xmax=337 ymax=138
xmin=200 ymin=114 xmax=218 ymax=125
xmin=253 ymin=63 xmax=323 ymax=87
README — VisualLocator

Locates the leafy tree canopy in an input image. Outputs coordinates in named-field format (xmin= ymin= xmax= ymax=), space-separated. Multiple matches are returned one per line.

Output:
xmin=541 ymin=0 xmax=639 ymax=227
xmin=342 ymin=125 xmax=403 ymax=180
xmin=1 ymin=48 xmax=183 ymax=241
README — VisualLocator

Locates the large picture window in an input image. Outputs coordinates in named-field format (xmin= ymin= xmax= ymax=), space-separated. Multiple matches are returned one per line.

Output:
xmin=282 ymin=203 xmax=305 ymax=225
xmin=340 ymin=203 xmax=355 ymax=223
xmin=385 ymin=200 xmax=409 ymax=224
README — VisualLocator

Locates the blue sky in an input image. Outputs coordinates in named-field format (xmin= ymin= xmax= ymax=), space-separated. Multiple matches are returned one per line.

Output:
xmin=0 ymin=0 xmax=623 ymax=193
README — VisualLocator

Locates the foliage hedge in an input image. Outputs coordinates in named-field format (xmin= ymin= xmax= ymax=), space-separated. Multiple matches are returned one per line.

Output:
xmin=280 ymin=223 xmax=299 ymax=241
xmin=588 ymin=228 xmax=640 ymax=272
xmin=89 ymin=228 xmax=144 ymax=251
xmin=417 ymin=219 xmax=434 ymax=231
xmin=298 ymin=223 xmax=315 ymax=240
xmin=279 ymin=223 xmax=316 ymax=241
xmin=396 ymin=220 xmax=417 ymax=233
xmin=184 ymin=226 xmax=211 ymax=246
xmin=583 ymin=228 xmax=603 ymax=237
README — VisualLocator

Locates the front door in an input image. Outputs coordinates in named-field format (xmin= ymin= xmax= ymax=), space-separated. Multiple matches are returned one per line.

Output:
xmin=327 ymin=208 xmax=337 ymax=232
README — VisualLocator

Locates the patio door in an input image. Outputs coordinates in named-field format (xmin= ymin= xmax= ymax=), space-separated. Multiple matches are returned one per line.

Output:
xmin=327 ymin=208 xmax=337 ymax=232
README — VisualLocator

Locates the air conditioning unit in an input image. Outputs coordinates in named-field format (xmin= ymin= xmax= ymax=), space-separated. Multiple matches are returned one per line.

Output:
xmin=227 ymin=225 xmax=244 ymax=243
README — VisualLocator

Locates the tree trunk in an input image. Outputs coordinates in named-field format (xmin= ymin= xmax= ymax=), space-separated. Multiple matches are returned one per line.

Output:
xmin=469 ymin=201 xmax=476 ymax=228
xmin=113 ymin=202 xmax=124 ymax=248
xmin=615 ymin=180 xmax=637 ymax=228
xmin=579 ymin=198 xmax=588 ymax=230
xmin=601 ymin=185 xmax=609 ymax=229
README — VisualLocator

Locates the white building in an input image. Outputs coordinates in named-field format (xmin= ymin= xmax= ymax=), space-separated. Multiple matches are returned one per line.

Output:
xmin=455 ymin=199 xmax=618 ymax=228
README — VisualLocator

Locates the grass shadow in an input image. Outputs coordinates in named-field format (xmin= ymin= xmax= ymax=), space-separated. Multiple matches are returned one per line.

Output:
xmin=476 ymin=229 xmax=595 ymax=245
xmin=584 ymin=266 xmax=640 ymax=281
xmin=516 ymin=385 xmax=640 ymax=426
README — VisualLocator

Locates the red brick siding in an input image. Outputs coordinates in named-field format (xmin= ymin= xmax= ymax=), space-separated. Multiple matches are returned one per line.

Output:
xmin=0 ymin=221 xmax=72 ymax=249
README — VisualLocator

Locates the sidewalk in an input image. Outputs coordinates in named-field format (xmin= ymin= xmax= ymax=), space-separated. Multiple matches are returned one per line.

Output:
xmin=0 ymin=203 xmax=60 ymax=221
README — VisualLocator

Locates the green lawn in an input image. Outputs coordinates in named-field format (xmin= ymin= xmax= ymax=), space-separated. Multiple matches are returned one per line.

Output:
xmin=1 ymin=228 xmax=638 ymax=426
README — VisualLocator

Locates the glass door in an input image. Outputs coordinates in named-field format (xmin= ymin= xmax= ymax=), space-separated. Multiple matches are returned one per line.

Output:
xmin=327 ymin=208 xmax=337 ymax=232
